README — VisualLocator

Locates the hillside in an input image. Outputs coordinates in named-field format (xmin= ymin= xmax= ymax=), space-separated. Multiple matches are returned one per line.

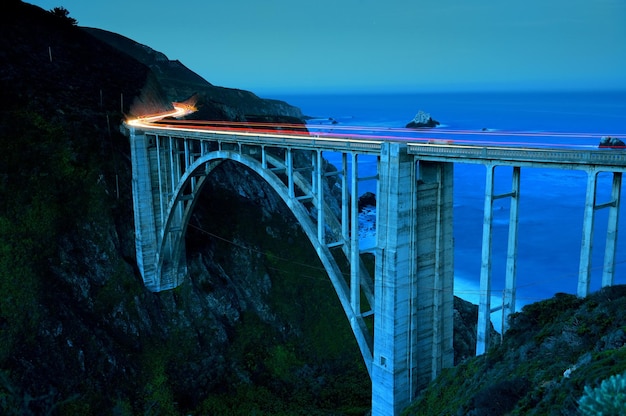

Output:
xmin=404 ymin=286 xmax=626 ymax=415
xmin=2 ymin=2 xmax=365 ymax=415
xmin=83 ymin=27 xmax=304 ymax=122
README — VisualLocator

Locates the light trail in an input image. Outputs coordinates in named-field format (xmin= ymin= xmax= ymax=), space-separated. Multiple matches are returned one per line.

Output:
xmin=126 ymin=104 xmax=626 ymax=150
xmin=126 ymin=103 xmax=196 ymax=126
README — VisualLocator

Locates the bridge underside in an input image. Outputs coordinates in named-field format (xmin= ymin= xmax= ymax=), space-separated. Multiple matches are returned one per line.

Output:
xmin=130 ymin=128 xmax=455 ymax=415
xmin=129 ymin=125 xmax=624 ymax=416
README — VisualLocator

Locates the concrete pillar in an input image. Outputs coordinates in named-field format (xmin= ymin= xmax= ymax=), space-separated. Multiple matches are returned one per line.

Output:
xmin=129 ymin=128 xmax=159 ymax=290
xmin=342 ymin=153 xmax=349 ymax=243
xmin=155 ymin=135 xmax=165 ymax=227
xmin=371 ymin=143 xmax=417 ymax=416
xmin=477 ymin=165 xmax=521 ymax=349
xmin=503 ymin=166 xmax=521 ymax=333
xmin=477 ymin=165 xmax=495 ymax=355
xmin=578 ymin=170 xmax=597 ymax=298
xmin=371 ymin=145 xmax=454 ymax=416
xmin=415 ymin=161 xmax=455 ymax=387
xmin=351 ymin=153 xmax=361 ymax=314
xmin=317 ymin=150 xmax=324 ymax=243
xmin=602 ymin=172 xmax=622 ymax=288
xmin=287 ymin=148 xmax=294 ymax=199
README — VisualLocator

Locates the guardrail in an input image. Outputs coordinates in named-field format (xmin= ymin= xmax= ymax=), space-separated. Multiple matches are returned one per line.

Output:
xmin=134 ymin=126 xmax=384 ymax=154
xmin=407 ymin=143 xmax=626 ymax=169
xmin=132 ymin=125 xmax=626 ymax=170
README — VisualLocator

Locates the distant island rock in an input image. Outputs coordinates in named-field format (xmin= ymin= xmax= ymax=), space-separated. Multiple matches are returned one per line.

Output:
xmin=599 ymin=136 xmax=625 ymax=148
xmin=406 ymin=110 xmax=440 ymax=128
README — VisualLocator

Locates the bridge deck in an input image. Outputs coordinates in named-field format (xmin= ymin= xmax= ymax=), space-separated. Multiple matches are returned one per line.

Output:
xmin=130 ymin=125 xmax=626 ymax=171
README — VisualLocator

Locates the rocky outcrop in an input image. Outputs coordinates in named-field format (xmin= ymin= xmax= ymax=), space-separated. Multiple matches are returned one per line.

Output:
xmin=358 ymin=191 xmax=377 ymax=212
xmin=453 ymin=296 xmax=499 ymax=364
xmin=406 ymin=110 xmax=440 ymax=128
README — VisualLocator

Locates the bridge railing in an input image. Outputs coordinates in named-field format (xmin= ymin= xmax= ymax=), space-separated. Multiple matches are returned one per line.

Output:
xmin=140 ymin=127 xmax=385 ymax=154
xmin=408 ymin=143 xmax=626 ymax=169
xmin=133 ymin=124 xmax=626 ymax=171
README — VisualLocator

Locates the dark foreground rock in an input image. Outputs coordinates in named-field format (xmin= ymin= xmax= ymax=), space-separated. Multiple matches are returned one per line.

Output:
xmin=358 ymin=191 xmax=377 ymax=212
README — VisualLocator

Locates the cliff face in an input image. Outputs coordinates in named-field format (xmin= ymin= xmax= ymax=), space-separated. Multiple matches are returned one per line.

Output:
xmin=1 ymin=3 xmax=485 ymax=415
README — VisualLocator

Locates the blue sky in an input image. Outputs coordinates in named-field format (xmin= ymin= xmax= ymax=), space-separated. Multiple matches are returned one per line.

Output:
xmin=28 ymin=0 xmax=626 ymax=95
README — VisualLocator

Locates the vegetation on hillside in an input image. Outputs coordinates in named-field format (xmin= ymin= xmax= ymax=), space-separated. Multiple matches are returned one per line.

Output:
xmin=403 ymin=286 xmax=626 ymax=415
xmin=1 ymin=3 xmax=369 ymax=414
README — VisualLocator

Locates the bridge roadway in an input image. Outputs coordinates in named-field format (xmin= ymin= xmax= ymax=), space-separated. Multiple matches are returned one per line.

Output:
xmin=126 ymin=114 xmax=625 ymax=416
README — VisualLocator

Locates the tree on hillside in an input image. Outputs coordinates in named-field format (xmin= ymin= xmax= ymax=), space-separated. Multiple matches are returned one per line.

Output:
xmin=49 ymin=7 xmax=77 ymax=26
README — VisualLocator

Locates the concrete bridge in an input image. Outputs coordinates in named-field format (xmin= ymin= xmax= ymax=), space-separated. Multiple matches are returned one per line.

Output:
xmin=126 ymin=121 xmax=625 ymax=415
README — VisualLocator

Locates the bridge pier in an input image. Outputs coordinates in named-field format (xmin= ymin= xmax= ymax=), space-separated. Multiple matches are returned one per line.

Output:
xmin=371 ymin=144 xmax=454 ymax=416
xmin=477 ymin=165 xmax=521 ymax=354
xmin=130 ymin=129 xmax=159 ymax=289
xmin=476 ymin=165 xmax=623 ymax=355
xmin=578 ymin=170 xmax=623 ymax=297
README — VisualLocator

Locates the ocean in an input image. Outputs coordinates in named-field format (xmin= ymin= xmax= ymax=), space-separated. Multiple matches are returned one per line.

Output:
xmin=267 ymin=90 xmax=626 ymax=327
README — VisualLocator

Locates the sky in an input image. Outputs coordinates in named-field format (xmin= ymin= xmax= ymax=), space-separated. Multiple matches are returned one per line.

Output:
xmin=27 ymin=0 xmax=626 ymax=95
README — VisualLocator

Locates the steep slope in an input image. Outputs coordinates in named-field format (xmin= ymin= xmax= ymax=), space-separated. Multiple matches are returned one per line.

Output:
xmin=403 ymin=286 xmax=626 ymax=415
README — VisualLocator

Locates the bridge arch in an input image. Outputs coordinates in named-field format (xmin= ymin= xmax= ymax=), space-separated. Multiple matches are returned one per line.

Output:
xmin=160 ymin=149 xmax=374 ymax=374
xmin=130 ymin=127 xmax=456 ymax=414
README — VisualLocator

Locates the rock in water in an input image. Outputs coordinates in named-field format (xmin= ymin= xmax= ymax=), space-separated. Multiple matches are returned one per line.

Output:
xmin=406 ymin=110 xmax=440 ymax=128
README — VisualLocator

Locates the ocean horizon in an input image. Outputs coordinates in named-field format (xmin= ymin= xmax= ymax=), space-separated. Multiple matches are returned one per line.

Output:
xmin=268 ymin=90 xmax=626 ymax=331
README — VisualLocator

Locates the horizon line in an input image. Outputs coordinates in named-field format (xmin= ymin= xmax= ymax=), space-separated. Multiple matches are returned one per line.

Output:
xmin=255 ymin=87 xmax=626 ymax=97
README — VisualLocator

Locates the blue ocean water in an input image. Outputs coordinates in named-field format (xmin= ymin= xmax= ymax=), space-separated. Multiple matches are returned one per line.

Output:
xmin=268 ymin=91 xmax=626 ymax=323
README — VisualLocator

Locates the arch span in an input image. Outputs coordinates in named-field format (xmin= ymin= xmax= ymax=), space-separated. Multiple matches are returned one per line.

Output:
xmin=161 ymin=149 xmax=374 ymax=374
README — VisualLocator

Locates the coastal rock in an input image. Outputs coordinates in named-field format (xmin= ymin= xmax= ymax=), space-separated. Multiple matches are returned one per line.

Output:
xmin=599 ymin=136 xmax=625 ymax=148
xmin=406 ymin=110 xmax=440 ymax=128
xmin=358 ymin=191 xmax=376 ymax=212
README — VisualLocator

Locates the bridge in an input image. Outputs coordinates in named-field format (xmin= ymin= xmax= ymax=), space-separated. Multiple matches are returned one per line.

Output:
xmin=125 ymin=109 xmax=625 ymax=416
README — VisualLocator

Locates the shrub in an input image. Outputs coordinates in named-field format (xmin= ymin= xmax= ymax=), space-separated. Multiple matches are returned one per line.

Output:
xmin=579 ymin=370 xmax=626 ymax=415
xmin=49 ymin=7 xmax=77 ymax=25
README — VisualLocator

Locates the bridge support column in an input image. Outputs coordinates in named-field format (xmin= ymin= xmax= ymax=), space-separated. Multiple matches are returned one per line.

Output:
xmin=130 ymin=128 xmax=159 ymax=290
xmin=414 ymin=161 xmax=455 ymax=387
xmin=371 ymin=144 xmax=454 ymax=416
xmin=602 ymin=172 xmax=622 ymax=288
xmin=477 ymin=165 xmax=521 ymax=354
xmin=350 ymin=153 xmax=361 ymax=314
xmin=578 ymin=170 xmax=623 ymax=297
